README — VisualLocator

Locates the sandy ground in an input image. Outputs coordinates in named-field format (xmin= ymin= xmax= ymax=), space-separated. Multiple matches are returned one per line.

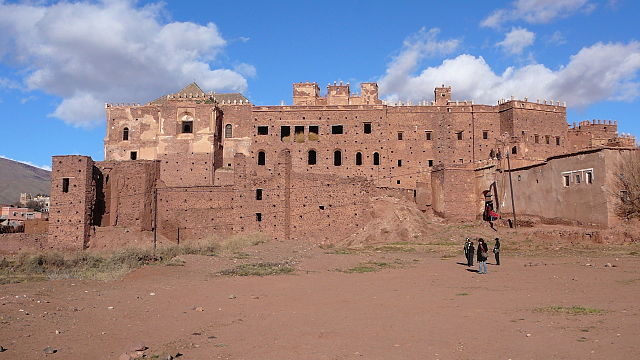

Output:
xmin=1 ymin=238 xmax=639 ymax=360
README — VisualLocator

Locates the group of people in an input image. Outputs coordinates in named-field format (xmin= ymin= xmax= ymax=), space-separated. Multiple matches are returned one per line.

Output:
xmin=463 ymin=237 xmax=500 ymax=274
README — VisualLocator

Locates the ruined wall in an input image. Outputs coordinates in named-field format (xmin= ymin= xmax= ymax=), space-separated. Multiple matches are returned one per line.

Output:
xmin=48 ymin=156 xmax=95 ymax=250
xmin=431 ymin=165 xmax=477 ymax=220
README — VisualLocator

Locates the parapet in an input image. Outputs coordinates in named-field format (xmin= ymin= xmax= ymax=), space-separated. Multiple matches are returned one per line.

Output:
xmin=292 ymin=81 xmax=381 ymax=106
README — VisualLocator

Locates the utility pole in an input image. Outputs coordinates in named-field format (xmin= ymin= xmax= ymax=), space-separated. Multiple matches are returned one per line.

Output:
xmin=506 ymin=152 xmax=517 ymax=228
xmin=153 ymin=187 xmax=158 ymax=254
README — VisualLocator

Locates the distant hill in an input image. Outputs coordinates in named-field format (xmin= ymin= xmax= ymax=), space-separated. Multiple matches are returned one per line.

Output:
xmin=0 ymin=157 xmax=51 ymax=205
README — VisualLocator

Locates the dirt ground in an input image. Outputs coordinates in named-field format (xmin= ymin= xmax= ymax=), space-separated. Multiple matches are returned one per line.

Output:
xmin=1 ymin=228 xmax=640 ymax=360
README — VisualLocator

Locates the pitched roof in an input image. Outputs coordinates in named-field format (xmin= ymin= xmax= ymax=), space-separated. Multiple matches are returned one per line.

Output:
xmin=148 ymin=82 xmax=249 ymax=105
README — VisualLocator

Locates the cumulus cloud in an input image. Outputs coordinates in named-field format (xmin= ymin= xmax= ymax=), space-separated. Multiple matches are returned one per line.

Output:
xmin=481 ymin=0 xmax=593 ymax=28
xmin=0 ymin=0 xmax=251 ymax=127
xmin=379 ymin=39 xmax=640 ymax=108
xmin=497 ymin=27 xmax=536 ymax=55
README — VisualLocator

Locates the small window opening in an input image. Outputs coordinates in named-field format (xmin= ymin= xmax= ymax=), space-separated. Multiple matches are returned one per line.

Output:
xmin=457 ymin=131 xmax=463 ymax=140
xmin=397 ymin=160 xmax=402 ymax=167
xmin=396 ymin=180 xmax=401 ymax=185
xmin=356 ymin=152 xmax=363 ymax=166
xmin=257 ymin=151 xmax=266 ymax=166
xmin=556 ymin=136 xmax=561 ymax=146
xmin=331 ymin=125 xmax=344 ymax=134
xmin=425 ymin=131 xmax=432 ymax=140
xmin=62 ymin=178 xmax=70 ymax=193
xmin=482 ymin=131 xmax=488 ymax=140
xmin=256 ymin=189 xmax=263 ymax=200
xmin=123 ymin=127 xmax=129 ymax=141
xmin=397 ymin=132 xmax=403 ymax=140
xmin=225 ymin=124 xmax=233 ymax=138
xmin=363 ymin=123 xmax=372 ymax=134
xmin=534 ymin=134 xmax=539 ymax=144
xmin=309 ymin=126 xmax=319 ymax=140
xmin=295 ymin=126 xmax=304 ymax=135
xmin=586 ymin=172 xmax=593 ymax=184
xmin=563 ymin=175 xmax=570 ymax=187
xmin=319 ymin=205 xmax=325 ymax=210
xmin=280 ymin=126 xmax=291 ymax=141
xmin=257 ymin=126 xmax=269 ymax=135
xmin=428 ymin=160 xmax=434 ymax=167
xmin=575 ymin=174 xmax=581 ymax=184
xmin=373 ymin=152 xmax=380 ymax=166
xmin=545 ymin=135 xmax=550 ymax=144
xmin=308 ymin=150 xmax=317 ymax=165
xmin=256 ymin=213 xmax=262 ymax=222
xmin=334 ymin=150 xmax=342 ymax=166
xmin=511 ymin=146 xmax=517 ymax=155
xmin=517 ymin=175 xmax=522 ymax=181
xmin=130 ymin=151 xmax=137 ymax=160
xmin=182 ymin=121 xmax=193 ymax=134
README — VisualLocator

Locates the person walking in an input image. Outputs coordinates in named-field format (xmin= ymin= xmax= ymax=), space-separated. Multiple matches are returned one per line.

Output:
xmin=463 ymin=238 xmax=471 ymax=266
xmin=468 ymin=240 xmax=475 ymax=267
xmin=493 ymin=238 xmax=501 ymax=265
xmin=477 ymin=238 xmax=489 ymax=274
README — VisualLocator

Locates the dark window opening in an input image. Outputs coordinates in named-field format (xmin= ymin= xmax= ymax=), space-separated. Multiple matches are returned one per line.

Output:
xmin=457 ymin=131 xmax=463 ymax=140
xmin=123 ymin=127 xmax=129 ymax=141
xmin=257 ymin=126 xmax=269 ymax=135
xmin=225 ymin=124 xmax=233 ymax=138
xmin=309 ymin=125 xmax=319 ymax=140
xmin=398 ymin=132 xmax=403 ymax=140
xmin=256 ymin=213 xmax=262 ymax=222
xmin=482 ymin=131 xmax=488 ymax=139
xmin=556 ymin=136 xmax=561 ymax=146
xmin=563 ymin=175 xmax=570 ymax=187
xmin=397 ymin=160 xmax=402 ymax=167
xmin=130 ymin=151 xmax=137 ymax=160
xmin=356 ymin=152 xmax=363 ymax=166
xmin=586 ymin=172 xmax=593 ymax=184
xmin=511 ymin=146 xmax=517 ymax=155
xmin=295 ymin=126 xmax=304 ymax=135
xmin=373 ymin=152 xmax=380 ymax=166
xmin=257 ymin=151 xmax=266 ymax=165
xmin=396 ymin=180 xmax=401 ymax=184
xmin=280 ymin=126 xmax=291 ymax=141
xmin=319 ymin=205 xmax=325 ymax=210
xmin=331 ymin=125 xmax=344 ymax=134
xmin=575 ymin=174 xmax=581 ymax=184
xmin=426 ymin=131 xmax=432 ymax=140
xmin=308 ymin=150 xmax=317 ymax=165
xmin=256 ymin=189 xmax=263 ymax=200
xmin=363 ymin=123 xmax=372 ymax=134
xmin=534 ymin=134 xmax=539 ymax=144
xmin=545 ymin=135 xmax=550 ymax=144
xmin=62 ymin=178 xmax=70 ymax=193
xmin=428 ymin=160 xmax=434 ymax=167
xmin=334 ymin=150 xmax=342 ymax=166
xmin=182 ymin=121 xmax=193 ymax=134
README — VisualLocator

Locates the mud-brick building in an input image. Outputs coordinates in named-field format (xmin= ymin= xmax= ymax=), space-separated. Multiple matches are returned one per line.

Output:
xmin=48 ymin=82 xmax=637 ymax=250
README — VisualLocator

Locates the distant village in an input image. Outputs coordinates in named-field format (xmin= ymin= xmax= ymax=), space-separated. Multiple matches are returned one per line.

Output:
xmin=0 ymin=193 xmax=49 ymax=234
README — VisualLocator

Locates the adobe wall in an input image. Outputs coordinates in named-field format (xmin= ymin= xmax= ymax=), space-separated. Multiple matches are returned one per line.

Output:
xmin=48 ymin=156 xmax=95 ymax=250
xmin=431 ymin=166 xmax=477 ymax=220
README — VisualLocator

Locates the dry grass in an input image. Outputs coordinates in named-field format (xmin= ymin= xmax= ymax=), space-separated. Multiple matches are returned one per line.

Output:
xmin=217 ymin=262 xmax=294 ymax=277
xmin=535 ymin=305 xmax=606 ymax=315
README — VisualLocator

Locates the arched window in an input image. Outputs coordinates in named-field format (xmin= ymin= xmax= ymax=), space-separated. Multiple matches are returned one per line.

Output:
xmin=334 ymin=150 xmax=342 ymax=166
xmin=355 ymin=152 xmax=362 ymax=166
xmin=122 ymin=127 xmax=129 ymax=141
xmin=225 ymin=124 xmax=233 ymax=138
xmin=308 ymin=150 xmax=317 ymax=165
xmin=373 ymin=152 xmax=380 ymax=166
xmin=257 ymin=151 xmax=266 ymax=165
xmin=180 ymin=114 xmax=193 ymax=134
xmin=511 ymin=146 xmax=518 ymax=155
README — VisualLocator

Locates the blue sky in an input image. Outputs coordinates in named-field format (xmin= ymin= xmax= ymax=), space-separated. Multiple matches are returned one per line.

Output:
xmin=0 ymin=0 xmax=638 ymax=170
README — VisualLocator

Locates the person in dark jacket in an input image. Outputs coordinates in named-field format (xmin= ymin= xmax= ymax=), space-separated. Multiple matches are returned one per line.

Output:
xmin=463 ymin=238 xmax=471 ymax=266
xmin=493 ymin=238 xmax=501 ymax=265
xmin=477 ymin=238 xmax=489 ymax=274
xmin=467 ymin=241 xmax=475 ymax=267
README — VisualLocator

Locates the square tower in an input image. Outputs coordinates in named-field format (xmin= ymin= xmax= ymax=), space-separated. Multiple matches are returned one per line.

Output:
xmin=434 ymin=85 xmax=451 ymax=105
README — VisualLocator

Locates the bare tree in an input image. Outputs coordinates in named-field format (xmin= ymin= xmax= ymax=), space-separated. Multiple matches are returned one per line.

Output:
xmin=615 ymin=151 xmax=640 ymax=219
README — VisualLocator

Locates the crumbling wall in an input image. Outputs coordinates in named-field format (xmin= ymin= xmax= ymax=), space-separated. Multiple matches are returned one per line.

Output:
xmin=431 ymin=165 xmax=477 ymax=220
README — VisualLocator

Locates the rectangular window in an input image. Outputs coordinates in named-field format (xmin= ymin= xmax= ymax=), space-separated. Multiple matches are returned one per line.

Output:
xmin=457 ymin=131 xmax=463 ymax=140
xmin=396 ymin=180 xmax=401 ymax=185
xmin=256 ymin=213 xmax=262 ymax=222
xmin=398 ymin=132 xmax=403 ymax=140
xmin=575 ymin=174 xmax=581 ymax=184
xmin=425 ymin=131 xmax=432 ymax=140
xmin=428 ymin=160 xmax=434 ymax=167
xmin=586 ymin=171 xmax=593 ymax=184
xmin=363 ymin=122 xmax=372 ymax=134
xmin=181 ymin=121 xmax=193 ymax=133
xmin=483 ymin=131 xmax=488 ymax=139
xmin=563 ymin=175 xmax=570 ymax=187
xmin=130 ymin=151 xmax=137 ymax=160
xmin=397 ymin=160 xmax=402 ymax=167
xmin=534 ymin=134 xmax=539 ymax=144
xmin=62 ymin=178 xmax=70 ymax=193
xmin=256 ymin=188 xmax=263 ymax=200
xmin=556 ymin=136 xmax=561 ymax=146
xmin=545 ymin=135 xmax=550 ymax=144
xmin=257 ymin=126 xmax=269 ymax=135
xmin=309 ymin=125 xmax=319 ymax=136
xmin=280 ymin=126 xmax=290 ymax=141
xmin=295 ymin=126 xmax=304 ymax=135
xmin=331 ymin=125 xmax=344 ymax=134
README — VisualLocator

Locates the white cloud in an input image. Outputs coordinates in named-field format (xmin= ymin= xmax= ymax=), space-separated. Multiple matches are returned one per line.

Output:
xmin=234 ymin=63 xmax=257 ymax=78
xmin=497 ymin=27 xmax=536 ymax=55
xmin=548 ymin=31 xmax=567 ymax=45
xmin=481 ymin=0 xmax=592 ymax=28
xmin=378 ymin=28 xmax=460 ymax=99
xmin=0 ymin=0 xmax=251 ymax=127
xmin=379 ymin=40 xmax=640 ymax=108
xmin=0 ymin=155 xmax=51 ymax=171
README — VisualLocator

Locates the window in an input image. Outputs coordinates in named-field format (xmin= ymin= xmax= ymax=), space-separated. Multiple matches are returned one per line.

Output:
xmin=483 ymin=131 xmax=488 ymax=140
xmin=563 ymin=175 xmax=570 ymax=187
xmin=545 ymin=135 xmax=550 ymax=145
xmin=256 ymin=189 xmax=263 ymax=200
xmin=257 ymin=126 xmax=269 ymax=135
xmin=511 ymin=146 xmax=517 ymax=155
xmin=257 ymin=151 xmax=266 ymax=166
xmin=425 ymin=131 xmax=432 ymax=140
xmin=586 ymin=171 xmax=593 ymax=184
xmin=457 ymin=131 xmax=463 ymax=140
xmin=62 ymin=178 xmax=70 ymax=193
xmin=280 ymin=126 xmax=290 ymax=141
xmin=130 ymin=151 xmax=137 ymax=160
xmin=396 ymin=180 xmax=401 ymax=184
xmin=556 ymin=136 xmax=561 ymax=146
xmin=363 ymin=123 xmax=372 ymax=134
xmin=331 ymin=125 xmax=344 ymax=134
xmin=182 ymin=121 xmax=193 ymax=134
xmin=575 ymin=174 xmax=581 ymax=184
xmin=534 ymin=134 xmax=539 ymax=144
xmin=309 ymin=126 xmax=319 ymax=140
xmin=123 ymin=127 xmax=129 ymax=141
xmin=256 ymin=213 xmax=262 ymax=222
xmin=517 ymin=175 xmax=522 ymax=181
xmin=334 ymin=150 xmax=342 ymax=166
xmin=308 ymin=150 xmax=317 ymax=165
xmin=295 ymin=126 xmax=304 ymax=135
xmin=373 ymin=152 xmax=380 ymax=166
xmin=225 ymin=124 xmax=233 ymax=138
xmin=355 ymin=152 xmax=363 ymax=166
xmin=397 ymin=160 xmax=402 ymax=167
xmin=428 ymin=160 xmax=434 ymax=167
xmin=398 ymin=132 xmax=403 ymax=140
